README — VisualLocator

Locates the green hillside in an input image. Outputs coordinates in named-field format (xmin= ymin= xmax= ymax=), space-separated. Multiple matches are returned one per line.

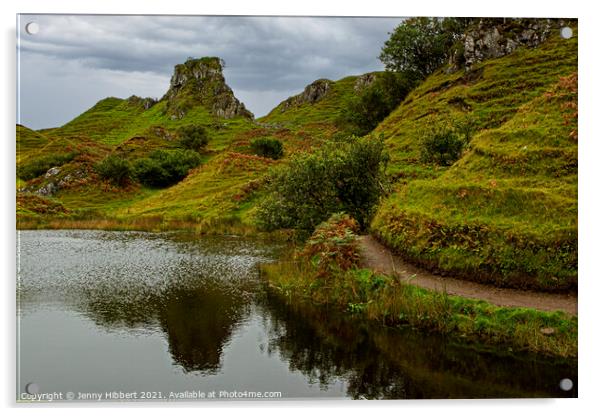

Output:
xmin=16 ymin=58 xmax=328 ymax=228
xmin=372 ymin=30 xmax=577 ymax=291
xmin=16 ymin=25 xmax=578 ymax=292
xmin=259 ymin=74 xmax=379 ymax=138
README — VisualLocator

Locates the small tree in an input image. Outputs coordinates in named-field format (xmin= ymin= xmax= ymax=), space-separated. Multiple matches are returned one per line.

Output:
xmin=380 ymin=17 xmax=469 ymax=79
xmin=256 ymin=135 xmax=389 ymax=233
xmin=178 ymin=125 xmax=209 ymax=152
xmin=250 ymin=137 xmax=284 ymax=160
xmin=96 ymin=155 xmax=132 ymax=186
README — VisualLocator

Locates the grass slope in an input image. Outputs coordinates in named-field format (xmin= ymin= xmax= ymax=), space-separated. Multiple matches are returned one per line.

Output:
xmin=259 ymin=74 xmax=378 ymax=138
xmin=18 ymin=66 xmax=368 ymax=228
xmin=372 ymin=31 xmax=578 ymax=291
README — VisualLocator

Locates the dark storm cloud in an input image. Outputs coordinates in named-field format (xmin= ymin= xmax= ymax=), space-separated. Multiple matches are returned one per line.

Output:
xmin=17 ymin=15 xmax=402 ymax=129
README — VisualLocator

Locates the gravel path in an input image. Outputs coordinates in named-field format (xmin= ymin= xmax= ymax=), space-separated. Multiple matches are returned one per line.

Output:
xmin=357 ymin=235 xmax=577 ymax=315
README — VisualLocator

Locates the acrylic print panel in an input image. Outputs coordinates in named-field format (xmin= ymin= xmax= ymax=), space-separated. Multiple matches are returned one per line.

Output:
xmin=16 ymin=14 xmax=578 ymax=402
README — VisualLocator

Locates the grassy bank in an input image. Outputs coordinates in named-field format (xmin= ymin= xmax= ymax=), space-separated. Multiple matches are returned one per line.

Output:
xmin=17 ymin=211 xmax=292 ymax=239
xmin=371 ymin=30 xmax=578 ymax=291
xmin=261 ymin=215 xmax=577 ymax=358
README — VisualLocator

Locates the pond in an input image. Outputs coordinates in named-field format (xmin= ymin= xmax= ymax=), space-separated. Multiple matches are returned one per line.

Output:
xmin=17 ymin=230 xmax=577 ymax=401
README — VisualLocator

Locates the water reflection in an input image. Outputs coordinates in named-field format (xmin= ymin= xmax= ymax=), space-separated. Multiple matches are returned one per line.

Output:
xmin=258 ymin=291 xmax=578 ymax=399
xmin=158 ymin=284 xmax=248 ymax=373
xmin=19 ymin=230 xmax=275 ymax=374
xmin=17 ymin=230 xmax=577 ymax=399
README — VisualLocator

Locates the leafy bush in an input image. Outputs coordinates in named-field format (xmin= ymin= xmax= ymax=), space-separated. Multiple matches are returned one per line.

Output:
xmin=17 ymin=153 xmax=77 ymax=181
xmin=340 ymin=71 xmax=419 ymax=135
xmin=256 ymin=135 xmax=388 ymax=233
xmin=96 ymin=155 xmax=132 ymax=186
xmin=133 ymin=149 xmax=202 ymax=188
xmin=420 ymin=118 xmax=474 ymax=166
xmin=380 ymin=17 xmax=470 ymax=79
xmin=250 ymin=137 xmax=284 ymax=160
xmin=178 ymin=125 xmax=209 ymax=152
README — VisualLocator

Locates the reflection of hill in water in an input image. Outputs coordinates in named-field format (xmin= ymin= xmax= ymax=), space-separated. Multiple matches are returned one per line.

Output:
xmin=158 ymin=284 xmax=248 ymax=373
xmin=259 ymin=291 xmax=577 ymax=399
xmin=19 ymin=231 xmax=273 ymax=374
xmin=81 ymin=277 xmax=251 ymax=374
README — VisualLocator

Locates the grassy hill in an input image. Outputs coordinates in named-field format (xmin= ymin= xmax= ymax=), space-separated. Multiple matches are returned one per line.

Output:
xmin=371 ymin=30 xmax=577 ymax=291
xmin=17 ymin=63 xmax=380 ymax=229
xmin=259 ymin=73 xmax=380 ymax=138
xmin=16 ymin=29 xmax=578 ymax=292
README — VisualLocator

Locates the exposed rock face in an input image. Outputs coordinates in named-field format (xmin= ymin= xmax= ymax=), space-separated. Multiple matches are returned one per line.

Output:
xmin=354 ymin=73 xmax=377 ymax=92
xmin=453 ymin=18 xmax=567 ymax=70
xmin=32 ymin=168 xmax=87 ymax=197
xmin=162 ymin=57 xmax=253 ymax=120
xmin=45 ymin=166 xmax=61 ymax=178
xmin=279 ymin=79 xmax=333 ymax=112
xmin=36 ymin=182 xmax=58 ymax=196
xmin=126 ymin=95 xmax=157 ymax=110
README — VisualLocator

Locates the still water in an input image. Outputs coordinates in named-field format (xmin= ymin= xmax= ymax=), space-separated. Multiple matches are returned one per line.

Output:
xmin=17 ymin=230 xmax=576 ymax=401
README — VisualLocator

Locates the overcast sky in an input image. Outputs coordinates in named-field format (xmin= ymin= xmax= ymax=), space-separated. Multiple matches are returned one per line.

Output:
xmin=17 ymin=15 xmax=402 ymax=129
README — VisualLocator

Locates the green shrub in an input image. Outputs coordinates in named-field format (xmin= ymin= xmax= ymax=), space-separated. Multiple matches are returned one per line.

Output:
xmin=339 ymin=71 xmax=419 ymax=135
xmin=96 ymin=155 xmax=132 ymax=186
xmin=256 ymin=135 xmax=388 ymax=233
xmin=131 ymin=158 xmax=167 ymax=187
xmin=250 ymin=137 xmax=284 ymax=159
xmin=178 ymin=125 xmax=209 ymax=152
xmin=420 ymin=119 xmax=474 ymax=166
xmin=133 ymin=149 xmax=202 ymax=188
xmin=17 ymin=153 xmax=77 ymax=181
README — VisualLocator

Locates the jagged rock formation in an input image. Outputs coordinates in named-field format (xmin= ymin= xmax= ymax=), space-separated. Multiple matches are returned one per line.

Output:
xmin=452 ymin=18 xmax=568 ymax=70
xmin=162 ymin=57 xmax=253 ymax=120
xmin=279 ymin=79 xmax=333 ymax=112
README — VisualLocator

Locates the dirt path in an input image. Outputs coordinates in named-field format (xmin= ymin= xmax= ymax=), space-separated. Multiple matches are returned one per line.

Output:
xmin=357 ymin=235 xmax=577 ymax=315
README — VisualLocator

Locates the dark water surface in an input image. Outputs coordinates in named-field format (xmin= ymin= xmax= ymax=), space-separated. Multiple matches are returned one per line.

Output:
xmin=17 ymin=230 xmax=576 ymax=401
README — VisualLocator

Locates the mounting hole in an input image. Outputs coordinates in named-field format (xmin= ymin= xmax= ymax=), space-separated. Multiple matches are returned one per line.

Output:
xmin=560 ymin=27 xmax=573 ymax=39
xmin=559 ymin=378 xmax=573 ymax=391
xmin=25 ymin=382 xmax=39 ymax=394
xmin=25 ymin=22 xmax=39 ymax=35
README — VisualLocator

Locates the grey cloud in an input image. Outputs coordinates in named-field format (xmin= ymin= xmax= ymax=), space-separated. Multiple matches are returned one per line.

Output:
xmin=18 ymin=15 xmax=402 ymax=129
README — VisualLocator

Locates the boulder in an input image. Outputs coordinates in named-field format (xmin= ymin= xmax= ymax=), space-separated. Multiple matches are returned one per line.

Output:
xmin=45 ymin=167 xmax=61 ymax=178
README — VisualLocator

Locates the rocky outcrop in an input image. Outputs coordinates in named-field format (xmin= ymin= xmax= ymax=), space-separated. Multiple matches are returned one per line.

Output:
xmin=162 ymin=57 xmax=253 ymax=120
xmin=126 ymin=95 xmax=157 ymax=110
xmin=452 ymin=18 xmax=568 ymax=71
xmin=279 ymin=79 xmax=333 ymax=112
xmin=31 ymin=167 xmax=87 ymax=197
xmin=354 ymin=73 xmax=377 ymax=92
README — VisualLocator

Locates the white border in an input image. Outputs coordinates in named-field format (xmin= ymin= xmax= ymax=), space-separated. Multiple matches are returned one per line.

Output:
xmin=3 ymin=1 xmax=601 ymax=415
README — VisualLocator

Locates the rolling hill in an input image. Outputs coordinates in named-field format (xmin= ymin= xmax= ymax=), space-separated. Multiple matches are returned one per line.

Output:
xmin=16 ymin=22 xmax=578 ymax=292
